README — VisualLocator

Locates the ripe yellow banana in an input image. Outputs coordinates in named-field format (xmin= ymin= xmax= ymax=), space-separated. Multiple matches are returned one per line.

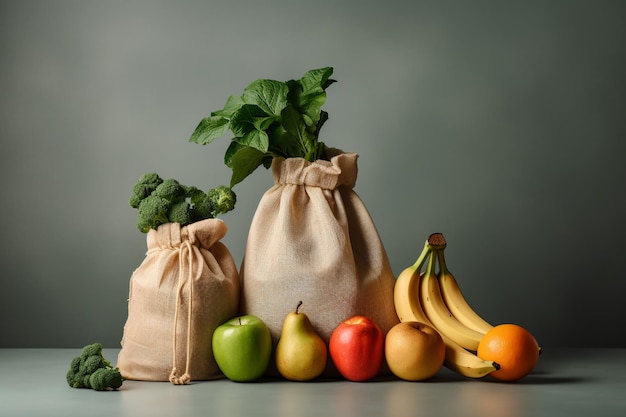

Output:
xmin=419 ymin=249 xmax=484 ymax=352
xmin=393 ymin=245 xmax=431 ymax=325
xmin=442 ymin=337 xmax=500 ymax=378
xmin=393 ymin=238 xmax=499 ymax=378
xmin=436 ymin=249 xmax=494 ymax=335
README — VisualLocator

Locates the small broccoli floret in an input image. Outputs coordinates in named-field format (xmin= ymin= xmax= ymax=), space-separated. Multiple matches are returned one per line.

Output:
xmin=67 ymin=369 xmax=82 ymax=388
xmin=168 ymin=200 xmax=192 ymax=226
xmin=68 ymin=353 xmax=108 ymax=388
xmin=153 ymin=178 xmax=187 ymax=203
xmin=206 ymin=186 xmax=237 ymax=216
xmin=184 ymin=185 xmax=200 ymax=197
xmin=80 ymin=342 xmax=105 ymax=358
xmin=66 ymin=356 xmax=82 ymax=386
xmin=189 ymin=191 xmax=215 ymax=222
xmin=137 ymin=195 xmax=170 ymax=233
xmin=81 ymin=355 xmax=109 ymax=375
xmin=129 ymin=173 xmax=163 ymax=208
xmin=186 ymin=186 xmax=204 ymax=203
xmin=66 ymin=342 xmax=125 ymax=391
xmin=89 ymin=367 xmax=125 ymax=391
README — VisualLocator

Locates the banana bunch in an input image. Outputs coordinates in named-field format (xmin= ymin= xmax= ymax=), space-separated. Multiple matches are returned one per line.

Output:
xmin=394 ymin=233 xmax=499 ymax=378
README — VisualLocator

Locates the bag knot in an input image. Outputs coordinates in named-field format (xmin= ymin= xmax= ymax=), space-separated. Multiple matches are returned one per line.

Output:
xmin=169 ymin=368 xmax=191 ymax=385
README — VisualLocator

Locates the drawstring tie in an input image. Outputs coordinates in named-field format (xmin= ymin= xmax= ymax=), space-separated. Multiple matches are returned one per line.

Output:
xmin=169 ymin=240 xmax=194 ymax=385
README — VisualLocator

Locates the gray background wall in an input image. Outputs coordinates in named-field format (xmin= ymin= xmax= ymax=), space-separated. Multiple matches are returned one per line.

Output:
xmin=1 ymin=0 xmax=625 ymax=348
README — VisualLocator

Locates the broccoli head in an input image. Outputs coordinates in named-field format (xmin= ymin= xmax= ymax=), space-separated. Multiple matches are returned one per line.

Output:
xmin=130 ymin=173 xmax=237 ymax=232
xmin=81 ymin=355 xmax=109 ymax=376
xmin=153 ymin=178 xmax=187 ymax=203
xmin=168 ymin=200 xmax=192 ymax=226
xmin=206 ymin=186 xmax=237 ymax=216
xmin=189 ymin=190 xmax=215 ymax=222
xmin=66 ymin=342 xmax=125 ymax=391
xmin=129 ymin=173 xmax=163 ymax=208
xmin=66 ymin=356 xmax=82 ymax=387
xmin=89 ymin=368 xmax=125 ymax=391
xmin=80 ymin=342 xmax=106 ymax=358
xmin=137 ymin=195 xmax=170 ymax=233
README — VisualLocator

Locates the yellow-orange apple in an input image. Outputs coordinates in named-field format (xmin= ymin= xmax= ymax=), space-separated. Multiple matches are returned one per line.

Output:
xmin=385 ymin=321 xmax=445 ymax=381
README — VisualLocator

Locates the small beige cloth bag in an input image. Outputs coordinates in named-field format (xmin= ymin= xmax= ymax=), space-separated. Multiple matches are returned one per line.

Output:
xmin=240 ymin=152 xmax=399 ymax=376
xmin=117 ymin=218 xmax=239 ymax=384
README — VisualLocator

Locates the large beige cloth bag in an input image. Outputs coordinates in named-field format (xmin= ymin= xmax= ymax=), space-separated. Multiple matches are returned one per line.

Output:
xmin=117 ymin=218 xmax=239 ymax=384
xmin=240 ymin=152 xmax=399 ymax=377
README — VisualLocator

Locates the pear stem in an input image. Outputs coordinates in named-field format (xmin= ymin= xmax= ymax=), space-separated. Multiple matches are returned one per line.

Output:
xmin=295 ymin=300 xmax=303 ymax=314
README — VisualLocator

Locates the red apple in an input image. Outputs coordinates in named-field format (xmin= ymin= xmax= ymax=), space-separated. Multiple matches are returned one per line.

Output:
xmin=329 ymin=315 xmax=384 ymax=382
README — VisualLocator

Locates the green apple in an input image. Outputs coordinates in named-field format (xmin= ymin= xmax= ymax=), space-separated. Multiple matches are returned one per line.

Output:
xmin=212 ymin=315 xmax=272 ymax=382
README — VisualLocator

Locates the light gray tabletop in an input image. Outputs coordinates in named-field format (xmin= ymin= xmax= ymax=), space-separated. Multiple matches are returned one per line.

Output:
xmin=1 ymin=348 xmax=624 ymax=417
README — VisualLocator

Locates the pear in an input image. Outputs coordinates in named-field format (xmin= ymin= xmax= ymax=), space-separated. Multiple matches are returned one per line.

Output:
xmin=275 ymin=301 xmax=328 ymax=381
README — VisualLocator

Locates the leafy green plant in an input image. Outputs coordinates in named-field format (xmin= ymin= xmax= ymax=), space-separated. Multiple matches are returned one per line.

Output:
xmin=189 ymin=67 xmax=336 ymax=187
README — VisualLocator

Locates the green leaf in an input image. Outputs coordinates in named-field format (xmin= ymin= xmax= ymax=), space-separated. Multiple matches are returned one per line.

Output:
xmin=267 ymin=124 xmax=302 ymax=158
xmin=300 ymin=67 xmax=335 ymax=97
xmin=224 ymin=141 xmax=245 ymax=168
xmin=303 ymin=91 xmax=328 ymax=123
xmin=281 ymin=105 xmax=312 ymax=154
xmin=242 ymin=79 xmax=289 ymax=117
xmin=238 ymin=129 xmax=269 ymax=153
xmin=256 ymin=116 xmax=278 ymax=131
xmin=302 ymin=113 xmax=314 ymax=128
xmin=212 ymin=95 xmax=245 ymax=118
xmin=226 ymin=144 xmax=268 ymax=187
xmin=229 ymin=104 xmax=270 ymax=136
xmin=287 ymin=67 xmax=334 ymax=125
xmin=314 ymin=110 xmax=329 ymax=138
xmin=189 ymin=115 xmax=229 ymax=145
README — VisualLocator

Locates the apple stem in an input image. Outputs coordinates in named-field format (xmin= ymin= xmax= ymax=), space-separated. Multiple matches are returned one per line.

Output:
xmin=296 ymin=300 xmax=303 ymax=314
xmin=238 ymin=317 xmax=242 ymax=325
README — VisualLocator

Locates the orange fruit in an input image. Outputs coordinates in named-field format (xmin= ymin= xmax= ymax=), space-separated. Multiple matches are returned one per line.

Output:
xmin=477 ymin=324 xmax=539 ymax=381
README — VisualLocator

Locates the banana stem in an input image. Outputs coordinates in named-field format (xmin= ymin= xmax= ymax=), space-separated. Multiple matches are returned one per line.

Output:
xmin=426 ymin=232 xmax=447 ymax=251
xmin=424 ymin=247 xmax=437 ymax=278
xmin=426 ymin=233 xmax=447 ymax=276
xmin=409 ymin=240 xmax=433 ymax=272
xmin=407 ymin=233 xmax=448 ymax=275
xmin=436 ymin=249 xmax=450 ymax=276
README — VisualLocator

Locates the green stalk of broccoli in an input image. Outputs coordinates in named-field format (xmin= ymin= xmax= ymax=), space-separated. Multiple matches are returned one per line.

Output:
xmin=130 ymin=173 xmax=237 ymax=233
xmin=66 ymin=343 xmax=125 ymax=391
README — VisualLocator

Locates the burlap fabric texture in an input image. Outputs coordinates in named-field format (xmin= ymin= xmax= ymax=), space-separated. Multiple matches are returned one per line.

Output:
xmin=240 ymin=151 xmax=399 ymax=377
xmin=117 ymin=218 xmax=240 ymax=384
